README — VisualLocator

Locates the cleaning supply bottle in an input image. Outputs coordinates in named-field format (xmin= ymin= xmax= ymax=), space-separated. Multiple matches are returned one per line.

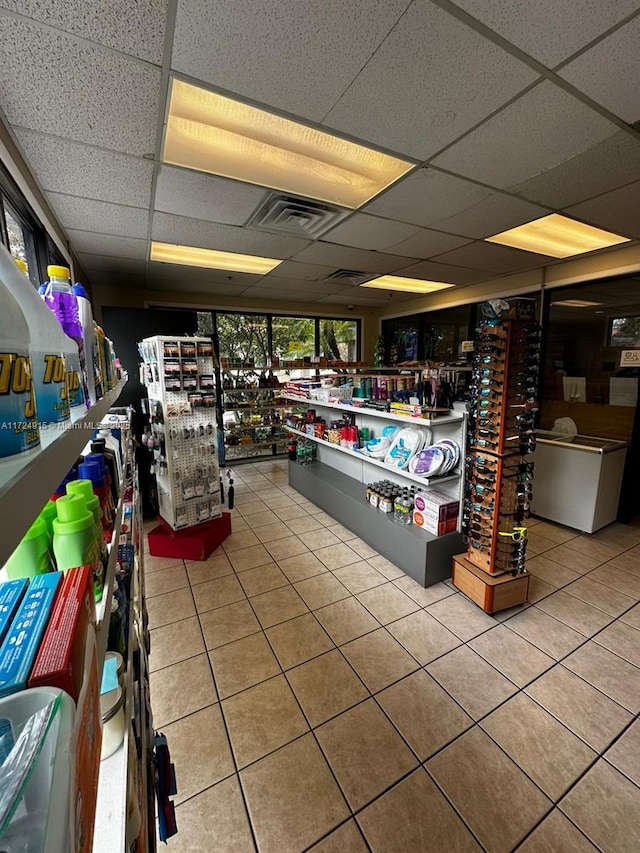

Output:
xmin=97 ymin=428 xmax=123 ymax=478
xmin=93 ymin=322 xmax=107 ymax=396
xmin=86 ymin=444 xmax=119 ymax=504
xmin=78 ymin=460 xmax=115 ymax=538
xmin=4 ymin=516 xmax=54 ymax=580
xmin=66 ymin=479 xmax=107 ymax=601
xmin=52 ymin=494 xmax=103 ymax=600
xmin=41 ymin=265 xmax=89 ymax=413
xmin=0 ymin=245 xmax=40 ymax=464
xmin=73 ymin=282 xmax=97 ymax=405
xmin=90 ymin=437 xmax=120 ymax=499
xmin=3 ymin=251 xmax=70 ymax=428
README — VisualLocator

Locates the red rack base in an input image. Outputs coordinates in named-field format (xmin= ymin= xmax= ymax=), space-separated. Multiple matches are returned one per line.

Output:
xmin=148 ymin=512 xmax=232 ymax=561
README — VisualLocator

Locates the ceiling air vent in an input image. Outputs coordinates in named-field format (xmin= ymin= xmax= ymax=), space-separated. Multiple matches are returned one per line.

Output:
xmin=326 ymin=269 xmax=374 ymax=286
xmin=247 ymin=193 xmax=350 ymax=239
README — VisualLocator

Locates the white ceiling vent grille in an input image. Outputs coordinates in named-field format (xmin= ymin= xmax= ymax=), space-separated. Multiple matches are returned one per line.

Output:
xmin=325 ymin=269 xmax=374 ymax=286
xmin=247 ymin=193 xmax=350 ymax=239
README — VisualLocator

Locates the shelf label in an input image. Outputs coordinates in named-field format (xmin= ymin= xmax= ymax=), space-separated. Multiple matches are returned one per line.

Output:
xmin=620 ymin=350 xmax=640 ymax=367
xmin=460 ymin=341 xmax=475 ymax=353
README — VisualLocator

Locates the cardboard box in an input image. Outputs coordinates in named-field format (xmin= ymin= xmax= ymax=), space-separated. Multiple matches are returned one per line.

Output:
xmin=413 ymin=510 xmax=458 ymax=535
xmin=29 ymin=566 xmax=95 ymax=703
xmin=0 ymin=579 xmax=29 ymax=646
xmin=414 ymin=491 xmax=459 ymax=520
xmin=452 ymin=553 xmax=530 ymax=613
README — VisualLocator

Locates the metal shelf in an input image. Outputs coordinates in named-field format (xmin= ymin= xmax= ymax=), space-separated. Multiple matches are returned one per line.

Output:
xmin=226 ymin=423 xmax=287 ymax=431
xmin=284 ymin=395 xmax=463 ymax=427
xmin=224 ymin=404 xmax=288 ymax=413
xmin=223 ymin=388 xmax=282 ymax=395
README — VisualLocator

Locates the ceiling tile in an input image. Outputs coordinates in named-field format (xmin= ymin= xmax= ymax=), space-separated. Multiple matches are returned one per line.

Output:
xmin=269 ymin=261 xmax=337 ymax=280
xmin=385 ymin=228 xmax=471 ymax=258
xmin=451 ymin=0 xmax=640 ymax=68
xmin=428 ymin=192 xmax=549 ymax=239
xmin=322 ymin=1 xmax=537 ymax=159
xmin=398 ymin=260 xmax=493 ymax=285
xmin=290 ymin=242 xmax=414 ymax=274
xmin=565 ymin=180 xmax=640 ymax=238
xmin=171 ymin=0 xmax=411 ymax=120
xmin=0 ymin=15 xmax=160 ymax=155
xmin=154 ymin=166 xmax=267 ymax=225
xmin=146 ymin=277 xmax=252 ymax=297
xmin=241 ymin=286 xmax=319 ymax=303
xmin=559 ymin=16 xmax=640 ymax=123
xmin=364 ymin=169 xmax=493 ymax=227
xmin=47 ymin=193 xmax=148 ymax=239
xmin=77 ymin=254 xmax=147 ymax=275
xmin=433 ymin=82 xmax=619 ymax=188
xmin=316 ymin=292 xmax=398 ymax=306
xmin=0 ymin=0 xmax=168 ymax=63
xmin=67 ymin=231 xmax=148 ymax=259
xmin=147 ymin=261 xmax=262 ymax=287
xmin=432 ymin=241 xmax=550 ymax=273
xmin=14 ymin=129 xmax=154 ymax=208
xmin=322 ymin=213 xmax=419 ymax=251
xmin=509 ymin=131 xmax=640 ymax=209
xmin=89 ymin=272 xmax=146 ymax=289
xmin=151 ymin=212 xmax=311 ymax=258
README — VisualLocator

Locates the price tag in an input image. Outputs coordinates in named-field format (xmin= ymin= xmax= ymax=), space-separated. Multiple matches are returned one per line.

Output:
xmin=620 ymin=350 xmax=640 ymax=367
xmin=460 ymin=341 xmax=475 ymax=353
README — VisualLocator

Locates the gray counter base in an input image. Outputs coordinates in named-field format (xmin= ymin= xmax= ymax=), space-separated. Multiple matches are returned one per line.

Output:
xmin=289 ymin=460 xmax=463 ymax=587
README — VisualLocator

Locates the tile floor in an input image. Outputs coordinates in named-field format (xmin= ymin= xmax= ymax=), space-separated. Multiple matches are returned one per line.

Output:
xmin=145 ymin=459 xmax=640 ymax=852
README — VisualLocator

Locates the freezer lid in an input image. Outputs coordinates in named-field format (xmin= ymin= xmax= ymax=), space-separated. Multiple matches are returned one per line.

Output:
xmin=536 ymin=430 xmax=628 ymax=453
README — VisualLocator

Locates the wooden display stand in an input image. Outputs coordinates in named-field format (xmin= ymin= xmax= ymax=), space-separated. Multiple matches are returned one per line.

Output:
xmin=452 ymin=553 xmax=530 ymax=613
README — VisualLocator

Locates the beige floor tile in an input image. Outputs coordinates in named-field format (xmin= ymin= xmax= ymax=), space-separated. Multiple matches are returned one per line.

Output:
xmin=250 ymin=585 xmax=309 ymax=628
xmin=314 ymin=597 xmax=379 ymax=646
xmin=426 ymin=593 xmax=497 ymax=641
xmin=275 ymin=504 xmax=313 ymax=521
xmin=228 ymin=544 xmax=275 ymax=572
xmin=210 ymin=632 xmax=281 ymax=699
xmin=265 ymin=535 xmax=309 ymax=562
xmin=593 ymin=620 xmax=640 ymax=666
xmin=526 ymin=575 xmax=557 ymax=604
xmin=505 ymin=607 xmax=587 ymax=659
xmin=357 ymin=768 xmax=481 ymax=852
xmin=392 ymin=576 xmax=456 ymax=607
xmin=591 ymin=522 xmax=640 ymax=550
xmin=570 ymin=535 xmax=622 ymax=564
xmin=563 ymin=576 xmax=636 ymax=616
xmin=527 ymin=531 xmax=561 ymax=555
xmin=245 ymin=510 xmax=282 ymax=529
xmin=230 ymin=516 xmax=250 ymax=532
xmin=535 ymin=589 xmax=613 ymax=636
xmin=607 ymin=550 xmax=640 ymax=578
xmin=294 ymin=573 xmax=351 ymax=609
xmin=341 ymin=628 xmax=419 ymax=693
xmin=325 ymin=522 xmax=358 ymax=541
xmin=310 ymin=511 xmax=339 ymax=526
xmin=265 ymin=494 xmax=296 ymax=509
xmin=147 ymin=586 xmax=195 ymax=629
xmin=168 ymin=777 xmax=255 ymax=853
xmin=240 ymin=734 xmax=349 ymax=853
xmin=222 ymin=674 xmax=309 ymax=768
xmin=162 ymin=704 xmax=235 ymax=804
xmin=237 ymin=499 xmax=269 ymax=516
xmin=531 ymin=521 xmax=579 ymax=545
xmin=144 ymin=555 xmax=184 ymax=575
xmin=278 ymin=552 xmax=328 ymax=583
xmin=525 ymin=664 xmax=633 ymax=752
xmin=150 ymin=654 xmax=217 ymax=728
xmin=469 ymin=624 xmax=554 ymax=687
xmin=621 ymin=602 xmax=640 ymax=628
xmin=315 ymin=542 xmax=362 ymax=570
xmin=199 ymin=599 xmax=261 ymax=650
xmin=286 ymin=515 xmax=326 ymax=535
xmin=192 ymin=573 xmax=246 ymax=614
xmin=333 ymin=561 xmax=387 ymax=594
xmin=222 ymin=529 xmax=260 ymax=552
xmin=518 ymin=809 xmax=598 ymax=852
xmin=560 ymin=761 xmax=640 ymax=853
xmin=253 ymin=521 xmax=293 ymax=543
xmin=266 ymin=612 xmax=334 ymax=670
xmin=428 ymin=727 xmax=552 ymax=853
xmin=604 ymin=719 xmax=640 ymax=786
xmin=543 ymin=543 xmax=609 ymax=575
xmin=298 ymin=527 xmax=341 ymax=550
xmin=186 ymin=552 xmax=234 ymax=586
xmin=366 ymin=554 xmax=405 ymax=580
xmin=307 ymin=820 xmax=368 ymax=852
xmin=347 ymin=537 xmax=379 ymax=559
xmin=316 ymin=699 xmax=417 ymax=811
xmin=377 ymin=670 xmax=473 ymax=760
xmin=237 ymin=563 xmax=289 ymax=597
xmin=427 ymin=646 xmax=517 ymax=720
xmin=146 ymin=564 xmax=189 ymax=597
xmin=287 ymin=649 xmax=368 ymax=727
xmin=563 ymin=641 xmax=640 ymax=712
xmin=149 ymin=616 xmax=205 ymax=672
xmin=482 ymin=693 xmax=596 ymax=800
xmin=357 ymin=583 xmax=421 ymax=624
xmin=387 ymin=609 xmax=462 ymax=665
xmin=525 ymin=556 xmax=581 ymax=588
xmin=589 ymin=564 xmax=640 ymax=598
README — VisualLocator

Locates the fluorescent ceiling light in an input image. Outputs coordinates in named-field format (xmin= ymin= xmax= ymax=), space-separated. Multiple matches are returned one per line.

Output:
xmin=163 ymin=79 xmax=414 ymax=209
xmin=486 ymin=213 xmax=630 ymax=258
xmin=150 ymin=241 xmax=281 ymax=274
xmin=360 ymin=275 xmax=455 ymax=294
xmin=553 ymin=299 xmax=603 ymax=308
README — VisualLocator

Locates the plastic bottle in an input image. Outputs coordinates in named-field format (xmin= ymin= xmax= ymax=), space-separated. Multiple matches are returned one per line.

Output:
xmin=95 ymin=429 xmax=123 ymax=482
xmin=0 ymin=245 xmax=40 ymax=464
xmin=88 ymin=440 xmax=119 ymax=502
xmin=73 ymin=283 xmax=97 ymax=405
xmin=52 ymin=494 xmax=102 ymax=597
xmin=41 ymin=265 xmax=89 ymax=412
xmin=92 ymin=322 xmax=105 ymax=399
xmin=4 ymin=516 xmax=54 ymax=579
xmin=78 ymin=460 xmax=115 ymax=539
xmin=65 ymin=479 xmax=106 ymax=601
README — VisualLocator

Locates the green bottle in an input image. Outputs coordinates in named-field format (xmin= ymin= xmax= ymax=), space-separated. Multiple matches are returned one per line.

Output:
xmin=39 ymin=500 xmax=59 ymax=542
xmin=4 ymin=517 xmax=53 ymax=580
xmin=66 ymin=479 xmax=108 ymax=600
xmin=53 ymin=494 xmax=103 ymax=602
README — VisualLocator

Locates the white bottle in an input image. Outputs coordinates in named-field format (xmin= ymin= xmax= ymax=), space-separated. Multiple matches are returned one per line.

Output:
xmin=4 ymin=252 xmax=71 ymax=429
xmin=96 ymin=428 xmax=123 ymax=481
xmin=73 ymin=282 xmax=98 ymax=405
xmin=0 ymin=244 xmax=40 ymax=466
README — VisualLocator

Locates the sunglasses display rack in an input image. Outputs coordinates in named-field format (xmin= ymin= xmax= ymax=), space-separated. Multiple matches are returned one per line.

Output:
xmin=453 ymin=318 xmax=540 ymax=612
xmin=139 ymin=335 xmax=222 ymax=530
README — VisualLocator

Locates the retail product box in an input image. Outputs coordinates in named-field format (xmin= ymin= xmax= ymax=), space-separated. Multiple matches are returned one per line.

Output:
xmin=414 ymin=491 xmax=459 ymax=520
xmin=452 ymin=553 xmax=530 ymax=613
xmin=0 ymin=571 xmax=62 ymax=698
xmin=413 ymin=510 xmax=458 ymax=535
xmin=29 ymin=565 xmax=95 ymax=703
xmin=0 ymin=578 xmax=29 ymax=646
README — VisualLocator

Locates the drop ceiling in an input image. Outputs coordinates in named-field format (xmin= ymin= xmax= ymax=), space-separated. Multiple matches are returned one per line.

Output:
xmin=0 ymin=0 xmax=639 ymax=307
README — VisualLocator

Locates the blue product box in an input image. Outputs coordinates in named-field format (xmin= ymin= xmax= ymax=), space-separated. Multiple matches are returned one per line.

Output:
xmin=0 ymin=579 xmax=29 ymax=646
xmin=0 ymin=572 xmax=63 ymax=698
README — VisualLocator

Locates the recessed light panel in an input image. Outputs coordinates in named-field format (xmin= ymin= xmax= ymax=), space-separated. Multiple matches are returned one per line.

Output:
xmin=150 ymin=241 xmax=281 ymax=274
xmin=163 ymin=79 xmax=414 ymax=209
xmin=486 ymin=213 xmax=630 ymax=258
xmin=553 ymin=299 xmax=603 ymax=307
xmin=360 ymin=275 xmax=454 ymax=293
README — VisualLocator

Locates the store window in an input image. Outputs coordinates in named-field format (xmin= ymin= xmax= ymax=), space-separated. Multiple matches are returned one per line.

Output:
xmin=320 ymin=318 xmax=357 ymax=361
xmin=382 ymin=305 xmax=473 ymax=365
xmin=1 ymin=196 xmax=39 ymax=286
xmin=271 ymin=316 xmax=315 ymax=361
xmin=216 ymin=313 xmax=269 ymax=368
